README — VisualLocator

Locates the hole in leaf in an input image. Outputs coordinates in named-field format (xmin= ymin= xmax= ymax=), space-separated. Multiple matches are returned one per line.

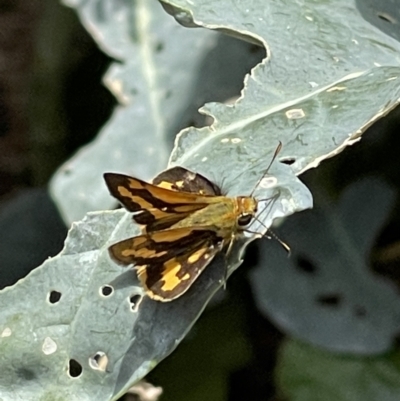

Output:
xmin=129 ymin=294 xmax=142 ymax=311
xmin=316 ymin=294 xmax=341 ymax=307
xmin=249 ymin=43 xmax=262 ymax=54
xmin=89 ymin=351 xmax=108 ymax=371
xmin=377 ymin=12 xmax=396 ymax=23
xmin=68 ymin=359 xmax=82 ymax=378
xmin=100 ymin=285 xmax=113 ymax=297
xmin=280 ymin=157 xmax=296 ymax=165
xmin=48 ymin=291 xmax=62 ymax=304
xmin=295 ymin=255 xmax=317 ymax=274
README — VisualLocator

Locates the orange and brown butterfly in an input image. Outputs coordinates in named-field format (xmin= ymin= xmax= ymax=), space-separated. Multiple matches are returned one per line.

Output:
xmin=104 ymin=146 xmax=281 ymax=302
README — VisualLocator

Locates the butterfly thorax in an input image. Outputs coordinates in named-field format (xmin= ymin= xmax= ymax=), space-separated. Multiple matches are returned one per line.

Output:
xmin=169 ymin=195 xmax=257 ymax=238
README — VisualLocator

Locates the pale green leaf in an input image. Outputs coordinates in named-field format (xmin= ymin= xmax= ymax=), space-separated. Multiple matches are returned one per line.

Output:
xmin=160 ymin=0 xmax=400 ymax=222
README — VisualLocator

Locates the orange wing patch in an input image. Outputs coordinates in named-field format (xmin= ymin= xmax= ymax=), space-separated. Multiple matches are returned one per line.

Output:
xmin=136 ymin=239 xmax=222 ymax=301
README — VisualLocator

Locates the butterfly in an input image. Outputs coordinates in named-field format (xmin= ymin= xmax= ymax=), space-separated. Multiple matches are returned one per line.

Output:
xmin=104 ymin=145 xmax=281 ymax=302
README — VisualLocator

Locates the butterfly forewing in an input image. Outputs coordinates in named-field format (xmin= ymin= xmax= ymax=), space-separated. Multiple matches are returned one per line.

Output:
xmin=104 ymin=172 xmax=215 ymax=233
xmin=104 ymin=172 xmax=214 ymax=211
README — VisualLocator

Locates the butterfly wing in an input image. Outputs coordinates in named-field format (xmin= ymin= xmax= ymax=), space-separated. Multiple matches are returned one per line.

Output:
xmin=104 ymin=172 xmax=216 ymax=232
xmin=153 ymin=166 xmax=222 ymax=196
xmin=109 ymin=227 xmax=224 ymax=301
xmin=104 ymin=172 xmax=214 ymax=211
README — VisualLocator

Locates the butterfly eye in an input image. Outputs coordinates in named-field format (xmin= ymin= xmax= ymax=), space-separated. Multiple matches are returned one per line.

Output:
xmin=238 ymin=214 xmax=253 ymax=227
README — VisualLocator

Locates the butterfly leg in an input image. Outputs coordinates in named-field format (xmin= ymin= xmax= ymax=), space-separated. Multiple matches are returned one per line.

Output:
xmin=222 ymin=234 xmax=236 ymax=288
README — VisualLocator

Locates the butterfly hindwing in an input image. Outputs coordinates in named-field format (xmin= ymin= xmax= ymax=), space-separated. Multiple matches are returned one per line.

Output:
xmin=153 ymin=166 xmax=221 ymax=196
xmin=109 ymin=227 xmax=224 ymax=301
xmin=137 ymin=247 xmax=220 ymax=301
xmin=109 ymin=227 xmax=220 ymax=265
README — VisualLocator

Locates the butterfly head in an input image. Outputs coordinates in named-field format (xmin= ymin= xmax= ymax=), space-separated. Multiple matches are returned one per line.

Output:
xmin=236 ymin=196 xmax=258 ymax=228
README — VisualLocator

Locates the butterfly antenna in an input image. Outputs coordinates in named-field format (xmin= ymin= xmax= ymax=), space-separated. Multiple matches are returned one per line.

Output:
xmin=249 ymin=216 xmax=270 ymax=232
xmin=247 ymin=191 xmax=279 ymax=232
xmin=245 ymin=217 xmax=291 ymax=255
xmin=245 ymin=193 xmax=291 ymax=255
xmin=249 ymin=142 xmax=282 ymax=198
xmin=219 ymin=175 xmax=227 ymax=195
xmin=266 ymin=229 xmax=291 ymax=255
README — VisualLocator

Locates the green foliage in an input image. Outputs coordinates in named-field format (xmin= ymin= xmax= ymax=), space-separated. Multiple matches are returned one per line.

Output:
xmin=277 ymin=339 xmax=400 ymax=401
